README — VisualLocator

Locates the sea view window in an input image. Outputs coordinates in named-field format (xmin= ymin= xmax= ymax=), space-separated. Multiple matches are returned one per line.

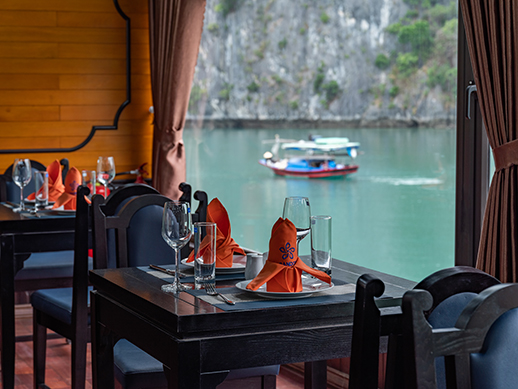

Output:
xmin=185 ymin=0 xmax=459 ymax=282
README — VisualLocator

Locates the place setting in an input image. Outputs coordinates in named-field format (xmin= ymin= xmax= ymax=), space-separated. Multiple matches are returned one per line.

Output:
xmin=146 ymin=194 xmax=358 ymax=310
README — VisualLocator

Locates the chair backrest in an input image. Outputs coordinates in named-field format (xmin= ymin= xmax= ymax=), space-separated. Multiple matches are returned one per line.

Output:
xmin=349 ymin=267 xmax=500 ymax=389
xmin=92 ymin=193 xmax=175 ymax=269
xmin=92 ymin=182 xmax=208 ymax=269
xmin=70 ymin=186 xmax=91 ymax=332
xmin=402 ymin=283 xmax=518 ymax=389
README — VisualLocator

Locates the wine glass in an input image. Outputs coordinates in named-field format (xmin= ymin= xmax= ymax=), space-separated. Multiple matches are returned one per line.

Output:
xmin=97 ymin=156 xmax=115 ymax=198
xmin=12 ymin=159 xmax=32 ymax=212
xmin=161 ymin=201 xmax=192 ymax=294
xmin=282 ymin=196 xmax=311 ymax=255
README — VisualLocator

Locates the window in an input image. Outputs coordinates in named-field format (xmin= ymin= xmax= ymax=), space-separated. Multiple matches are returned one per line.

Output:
xmin=186 ymin=1 xmax=459 ymax=281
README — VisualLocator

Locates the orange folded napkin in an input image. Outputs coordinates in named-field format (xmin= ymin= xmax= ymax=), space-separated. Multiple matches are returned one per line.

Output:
xmin=52 ymin=167 xmax=81 ymax=210
xmin=246 ymin=218 xmax=331 ymax=292
xmin=187 ymin=198 xmax=245 ymax=267
xmin=27 ymin=160 xmax=65 ymax=202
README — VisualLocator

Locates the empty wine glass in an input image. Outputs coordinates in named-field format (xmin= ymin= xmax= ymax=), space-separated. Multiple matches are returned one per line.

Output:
xmin=161 ymin=201 xmax=192 ymax=294
xmin=12 ymin=159 xmax=32 ymax=212
xmin=282 ymin=196 xmax=311 ymax=255
xmin=97 ymin=156 xmax=115 ymax=198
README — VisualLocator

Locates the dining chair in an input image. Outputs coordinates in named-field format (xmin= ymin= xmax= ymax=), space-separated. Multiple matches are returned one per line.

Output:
xmin=402 ymin=282 xmax=518 ymax=389
xmin=92 ymin=192 xmax=278 ymax=389
xmin=30 ymin=184 xmax=160 ymax=389
xmin=349 ymin=266 xmax=500 ymax=389
xmin=31 ymin=186 xmax=91 ymax=389
xmin=11 ymin=158 xmax=75 ymax=293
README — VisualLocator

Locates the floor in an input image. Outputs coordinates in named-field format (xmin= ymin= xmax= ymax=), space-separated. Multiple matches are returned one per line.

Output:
xmin=4 ymin=305 xmax=306 ymax=388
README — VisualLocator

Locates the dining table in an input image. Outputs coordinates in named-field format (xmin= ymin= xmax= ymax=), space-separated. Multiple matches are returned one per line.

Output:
xmin=0 ymin=203 xmax=76 ymax=388
xmin=89 ymin=256 xmax=416 ymax=389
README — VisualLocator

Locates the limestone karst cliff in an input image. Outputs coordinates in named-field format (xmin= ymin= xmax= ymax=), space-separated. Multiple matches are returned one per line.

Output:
xmin=187 ymin=0 xmax=458 ymax=128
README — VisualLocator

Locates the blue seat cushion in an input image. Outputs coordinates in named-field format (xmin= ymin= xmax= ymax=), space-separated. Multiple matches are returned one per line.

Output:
xmin=428 ymin=292 xmax=477 ymax=389
xmin=15 ymin=251 xmax=92 ymax=280
xmin=30 ymin=286 xmax=92 ymax=325
xmin=113 ymin=339 xmax=279 ymax=388
xmin=471 ymin=308 xmax=518 ymax=389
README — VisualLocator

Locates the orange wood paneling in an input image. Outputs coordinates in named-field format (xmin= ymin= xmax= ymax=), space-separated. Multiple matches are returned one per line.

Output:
xmin=0 ymin=75 xmax=60 ymax=89
xmin=0 ymin=0 xmax=154 ymax=175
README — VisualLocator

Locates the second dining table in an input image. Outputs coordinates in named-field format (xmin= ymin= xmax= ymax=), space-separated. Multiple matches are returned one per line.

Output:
xmin=89 ymin=256 xmax=416 ymax=389
xmin=0 ymin=203 xmax=76 ymax=388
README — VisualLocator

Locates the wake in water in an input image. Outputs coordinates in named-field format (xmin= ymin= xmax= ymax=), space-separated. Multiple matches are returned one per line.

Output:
xmin=369 ymin=177 xmax=444 ymax=186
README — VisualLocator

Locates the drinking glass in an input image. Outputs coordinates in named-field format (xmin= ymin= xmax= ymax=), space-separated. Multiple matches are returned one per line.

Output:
xmin=310 ymin=215 xmax=332 ymax=275
xmin=82 ymin=170 xmax=96 ymax=196
xmin=12 ymin=159 xmax=32 ymax=212
xmin=282 ymin=196 xmax=311 ymax=254
xmin=96 ymin=156 xmax=115 ymax=198
xmin=34 ymin=171 xmax=49 ymax=209
xmin=161 ymin=201 xmax=192 ymax=294
xmin=193 ymin=222 xmax=217 ymax=290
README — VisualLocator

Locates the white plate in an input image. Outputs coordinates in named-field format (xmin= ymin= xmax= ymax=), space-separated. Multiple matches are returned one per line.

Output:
xmin=235 ymin=279 xmax=334 ymax=299
xmin=24 ymin=199 xmax=55 ymax=205
xmin=181 ymin=254 xmax=246 ymax=274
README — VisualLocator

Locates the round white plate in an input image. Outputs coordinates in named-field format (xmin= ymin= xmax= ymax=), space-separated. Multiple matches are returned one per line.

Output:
xmin=181 ymin=254 xmax=246 ymax=274
xmin=25 ymin=199 xmax=55 ymax=205
xmin=235 ymin=279 xmax=334 ymax=299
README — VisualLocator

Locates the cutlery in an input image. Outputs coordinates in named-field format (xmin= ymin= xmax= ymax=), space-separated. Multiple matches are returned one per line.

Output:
xmin=205 ymin=283 xmax=235 ymax=305
xmin=149 ymin=264 xmax=186 ymax=278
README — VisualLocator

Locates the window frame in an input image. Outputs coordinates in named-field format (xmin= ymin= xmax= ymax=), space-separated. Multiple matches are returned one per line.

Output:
xmin=454 ymin=9 xmax=490 ymax=268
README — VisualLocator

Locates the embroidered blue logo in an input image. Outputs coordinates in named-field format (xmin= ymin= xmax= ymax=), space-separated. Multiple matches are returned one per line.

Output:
xmin=279 ymin=242 xmax=295 ymax=261
xmin=69 ymin=180 xmax=78 ymax=195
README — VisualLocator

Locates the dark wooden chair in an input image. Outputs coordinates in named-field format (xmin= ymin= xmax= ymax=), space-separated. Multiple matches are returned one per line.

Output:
xmin=92 ymin=192 xmax=278 ymax=389
xmin=30 ymin=184 xmax=160 ymax=389
xmin=31 ymin=186 xmax=91 ymax=389
xmin=10 ymin=158 xmax=75 ymax=293
xmin=402 ymin=282 xmax=518 ymax=389
xmin=349 ymin=266 xmax=500 ymax=389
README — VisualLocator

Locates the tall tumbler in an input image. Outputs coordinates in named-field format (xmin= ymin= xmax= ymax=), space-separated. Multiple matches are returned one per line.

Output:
xmin=310 ymin=215 xmax=332 ymax=275
xmin=193 ymin=222 xmax=217 ymax=290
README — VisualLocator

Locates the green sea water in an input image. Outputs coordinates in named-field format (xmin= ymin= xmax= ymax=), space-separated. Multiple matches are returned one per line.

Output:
xmin=184 ymin=127 xmax=456 ymax=282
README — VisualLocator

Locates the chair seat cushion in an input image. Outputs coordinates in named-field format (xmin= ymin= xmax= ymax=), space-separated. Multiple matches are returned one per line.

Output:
xmin=15 ymin=251 xmax=92 ymax=280
xmin=113 ymin=339 xmax=279 ymax=389
xmin=30 ymin=286 xmax=92 ymax=325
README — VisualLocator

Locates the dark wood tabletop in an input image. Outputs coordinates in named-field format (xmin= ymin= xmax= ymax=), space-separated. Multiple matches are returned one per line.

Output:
xmin=89 ymin=259 xmax=415 ymax=389
xmin=0 ymin=203 xmax=76 ymax=389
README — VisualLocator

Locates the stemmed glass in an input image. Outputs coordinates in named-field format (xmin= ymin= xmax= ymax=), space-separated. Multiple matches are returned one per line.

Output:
xmin=97 ymin=156 xmax=115 ymax=198
xmin=161 ymin=201 xmax=192 ymax=294
xmin=12 ymin=159 xmax=32 ymax=212
xmin=282 ymin=196 xmax=311 ymax=255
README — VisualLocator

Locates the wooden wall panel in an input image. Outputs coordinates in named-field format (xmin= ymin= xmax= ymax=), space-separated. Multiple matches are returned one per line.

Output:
xmin=0 ymin=0 xmax=154 ymax=177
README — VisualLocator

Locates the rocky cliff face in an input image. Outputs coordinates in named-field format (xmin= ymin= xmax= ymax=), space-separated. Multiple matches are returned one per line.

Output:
xmin=188 ymin=0 xmax=457 ymax=128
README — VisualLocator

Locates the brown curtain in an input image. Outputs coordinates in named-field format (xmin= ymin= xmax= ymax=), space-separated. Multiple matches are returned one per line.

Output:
xmin=460 ymin=1 xmax=518 ymax=281
xmin=148 ymin=0 xmax=206 ymax=199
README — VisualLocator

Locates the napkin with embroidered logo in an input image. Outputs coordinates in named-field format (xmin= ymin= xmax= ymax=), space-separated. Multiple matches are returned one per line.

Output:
xmin=27 ymin=160 xmax=65 ymax=202
xmin=52 ymin=167 xmax=81 ymax=210
xmin=187 ymin=198 xmax=245 ymax=267
xmin=246 ymin=218 xmax=331 ymax=292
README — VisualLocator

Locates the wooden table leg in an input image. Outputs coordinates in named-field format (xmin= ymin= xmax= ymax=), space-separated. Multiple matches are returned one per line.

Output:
xmin=91 ymin=291 xmax=116 ymax=388
xmin=304 ymin=360 xmax=327 ymax=389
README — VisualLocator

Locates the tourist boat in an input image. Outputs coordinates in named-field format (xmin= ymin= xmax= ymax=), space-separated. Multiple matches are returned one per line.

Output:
xmin=259 ymin=135 xmax=360 ymax=178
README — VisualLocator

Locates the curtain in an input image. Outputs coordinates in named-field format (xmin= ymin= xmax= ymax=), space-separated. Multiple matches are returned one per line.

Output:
xmin=460 ymin=1 xmax=518 ymax=281
xmin=148 ymin=0 xmax=206 ymax=199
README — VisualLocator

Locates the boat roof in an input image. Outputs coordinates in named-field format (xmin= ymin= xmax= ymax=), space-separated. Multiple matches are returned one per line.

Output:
xmin=281 ymin=139 xmax=360 ymax=152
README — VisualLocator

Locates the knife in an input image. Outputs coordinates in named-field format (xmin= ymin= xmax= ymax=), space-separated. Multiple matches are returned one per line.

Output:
xmin=149 ymin=264 xmax=186 ymax=278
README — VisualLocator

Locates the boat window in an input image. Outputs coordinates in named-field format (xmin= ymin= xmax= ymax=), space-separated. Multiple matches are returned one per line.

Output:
xmin=185 ymin=1 xmax=458 ymax=282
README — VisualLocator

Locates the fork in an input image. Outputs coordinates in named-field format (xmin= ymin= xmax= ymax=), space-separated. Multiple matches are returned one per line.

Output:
xmin=205 ymin=283 xmax=235 ymax=305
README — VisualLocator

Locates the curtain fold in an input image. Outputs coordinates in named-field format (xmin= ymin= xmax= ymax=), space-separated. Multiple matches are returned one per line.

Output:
xmin=148 ymin=0 xmax=206 ymax=199
xmin=460 ymin=1 xmax=518 ymax=281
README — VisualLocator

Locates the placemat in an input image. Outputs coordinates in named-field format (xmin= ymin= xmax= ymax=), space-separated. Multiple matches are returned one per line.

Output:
xmin=187 ymin=281 xmax=356 ymax=311
xmin=138 ymin=264 xmax=246 ymax=283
